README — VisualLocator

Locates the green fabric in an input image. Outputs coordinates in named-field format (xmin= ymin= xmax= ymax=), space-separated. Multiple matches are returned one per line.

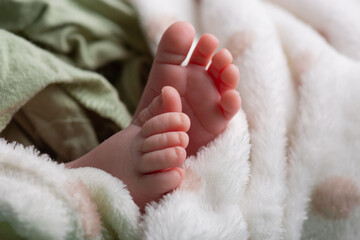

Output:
xmin=0 ymin=222 xmax=25 ymax=240
xmin=1 ymin=85 xmax=111 ymax=162
xmin=0 ymin=0 xmax=152 ymax=161
xmin=0 ymin=0 xmax=150 ymax=70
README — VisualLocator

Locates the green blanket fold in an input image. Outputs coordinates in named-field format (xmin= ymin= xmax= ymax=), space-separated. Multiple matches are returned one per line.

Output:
xmin=0 ymin=0 xmax=152 ymax=161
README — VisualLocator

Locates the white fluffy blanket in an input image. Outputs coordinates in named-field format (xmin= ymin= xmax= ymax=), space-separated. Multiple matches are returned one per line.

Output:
xmin=1 ymin=0 xmax=360 ymax=239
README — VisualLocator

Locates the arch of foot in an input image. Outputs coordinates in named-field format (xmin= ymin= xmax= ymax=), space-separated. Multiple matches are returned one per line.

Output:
xmin=311 ymin=176 xmax=360 ymax=220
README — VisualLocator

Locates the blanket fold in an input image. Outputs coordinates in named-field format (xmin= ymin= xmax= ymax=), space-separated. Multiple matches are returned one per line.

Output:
xmin=0 ymin=139 xmax=140 ymax=240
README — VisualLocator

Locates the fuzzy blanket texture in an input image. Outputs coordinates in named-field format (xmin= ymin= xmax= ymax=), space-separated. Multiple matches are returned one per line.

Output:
xmin=1 ymin=0 xmax=360 ymax=239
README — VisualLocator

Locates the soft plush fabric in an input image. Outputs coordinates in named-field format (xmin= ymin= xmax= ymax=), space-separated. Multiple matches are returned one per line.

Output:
xmin=1 ymin=0 xmax=360 ymax=239
xmin=0 ymin=111 xmax=249 ymax=240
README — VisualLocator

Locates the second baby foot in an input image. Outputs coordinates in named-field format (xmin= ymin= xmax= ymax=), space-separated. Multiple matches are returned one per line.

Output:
xmin=135 ymin=22 xmax=241 ymax=156
xmin=67 ymin=86 xmax=190 ymax=209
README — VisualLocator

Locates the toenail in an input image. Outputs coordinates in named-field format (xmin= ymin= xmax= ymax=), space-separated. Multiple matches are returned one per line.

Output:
xmin=174 ymin=147 xmax=187 ymax=161
xmin=178 ymin=133 xmax=184 ymax=144
xmin=175 ymin=147 xmax=182 ymax=157
xmin=180 ymin=114 xmax=190 ymax=126
xmin=174 ymin=168 xmax=184 ymax=178
xmin=180 ymin=115 xmax=185 ymax=124
xmin=178 ymin=132 xmax=189 ymax=147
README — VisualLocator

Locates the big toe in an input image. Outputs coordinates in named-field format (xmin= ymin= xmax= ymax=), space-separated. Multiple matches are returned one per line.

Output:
xmin=154 ymin=22 xmax=195 ymax=65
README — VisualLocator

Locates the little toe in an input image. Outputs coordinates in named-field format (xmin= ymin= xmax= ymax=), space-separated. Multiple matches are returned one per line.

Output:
xmin=141 ymin=167 xmax=184 ymax=195
xmin=138 ymin=147 xmax=186 ymax=173
xmin=134 ymin=86 xmax=182 ymax=125
xmin=154 ymin=22 xmax=195 ymax=65
xmin=134 ymin=167 xmax=184 ymax=209
xmin=140 ymin=131 xmax=189 ymax=153
xmin=220 ymin=90 xmax=241 ymax=120
xmin=140 ymin=112 xmax=190 ymax=138
xmin=189 ymin=34 xmax=219 ymax=67
xmin=208 ymin=49 xmax=233 ymax=82
xmin=219 ymin=64 xmax=239 ymax=93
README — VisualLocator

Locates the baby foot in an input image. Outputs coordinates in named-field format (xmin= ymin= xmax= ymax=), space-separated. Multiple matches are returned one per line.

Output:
xmin=135 ymin=22 xmax=241 ymax=155
xmin=67 ymin=86 xmax=190 ymax=209
xmin=67 ymin=22 xmax=240 ymax=209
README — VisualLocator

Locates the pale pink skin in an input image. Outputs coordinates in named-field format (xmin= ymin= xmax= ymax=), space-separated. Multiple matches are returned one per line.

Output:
xmin=66 ymin=22 xmax=241 ymax=210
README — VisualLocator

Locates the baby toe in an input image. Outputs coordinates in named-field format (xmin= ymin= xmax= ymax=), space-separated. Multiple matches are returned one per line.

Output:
xmin=189 ymin=33 xmax=219 ymax=67
xmin=208 ymin=49 xmax=233 ymax=81
xmin=134 ymin=86 xmax=182 ymax=125
xmin=219 ymin=64 xmax=239 ymax=93
xmin=140 ymin=167 xmax=184 ymax=196
xmin=140 ymin=131 xmax=189 ymax=153
xmin=220 ymin=90 xmax=241 ymax=120
xmin=140 ymin=112 xmax=190 ymax=138
xmin=132 ymin=167 xmax=184 ymax=210
xmin=138 ymin=146 xmax=186 ymax=174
